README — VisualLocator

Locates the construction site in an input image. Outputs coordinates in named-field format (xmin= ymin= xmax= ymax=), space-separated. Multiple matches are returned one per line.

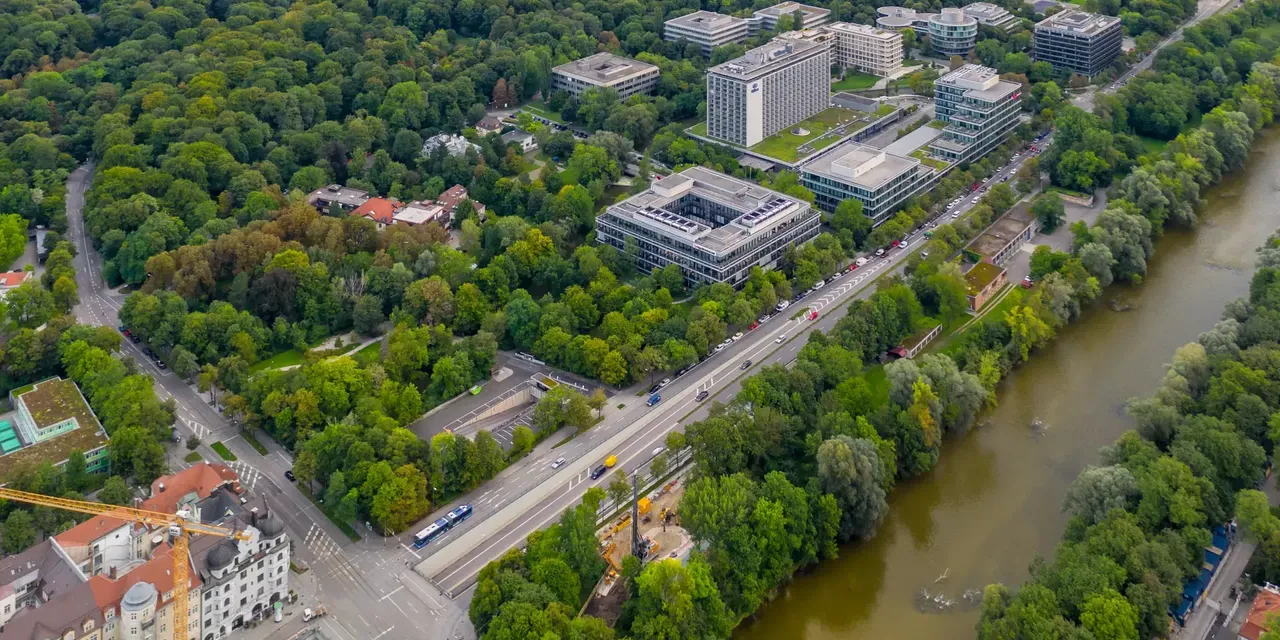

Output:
xmin=584 ymin=476 xmax=691 ymax=625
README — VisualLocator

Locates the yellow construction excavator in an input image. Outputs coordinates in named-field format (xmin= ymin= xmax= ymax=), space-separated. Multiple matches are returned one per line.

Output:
xmin=0 ymin=487 xmax=251 ymax=639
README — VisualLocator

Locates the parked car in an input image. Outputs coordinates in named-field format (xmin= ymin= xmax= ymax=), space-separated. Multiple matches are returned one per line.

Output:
xmin=731 ymin=332 xmax=744 ymax=341
xmin=696 ymin=390 xmax=710 ymax=402
xmin=675 ymin=367 xmax=689 ymax=377
xmin=758 ymin=314 xmax=772 ymax=324
xmin=648 ymin=382 xmax=663 ymax=394
xmin=811 ymin=279 xmax=825 ymax=290
xmin=551 ymin=457 xmax=566 ymax=469
xmin=749 ymin=322 xmax=759 ymax=330
xmin=130 ymin=335 xmax=140 ymax=343
xmin=658 ymin=377 xmax=671 ymax=389
xmin=874 ymin=248 xmax=885 ymax=257
xmin=714 ymin=343 xmax=727 ymax=354
xmin=855 ymin=257 xmax=869 ymax=267
xmin=285 ymin=470 xmax=296 ymax=481
xmin=1022 ymin=275 xmax=1035 ymax=289
xmin=776 ymin=300 xmax=790 ymax=312
xmin=740 ymin=360 xmax=752 ymax=370
xmin=921 ymin=250 xmax=930 ymax=258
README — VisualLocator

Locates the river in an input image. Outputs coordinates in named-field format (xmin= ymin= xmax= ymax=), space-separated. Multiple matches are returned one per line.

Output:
xmin=735 ymin=128 xmax=1280 ymax=639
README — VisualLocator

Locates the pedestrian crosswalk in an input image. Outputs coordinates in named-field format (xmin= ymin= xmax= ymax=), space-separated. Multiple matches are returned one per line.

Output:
xmin=304 ymin=523 xmax=342 ymax=560
xmin=226 ymin=460 xmax=261 ymax=489
xmin=181 ymin=416 xmax=212 ymax=440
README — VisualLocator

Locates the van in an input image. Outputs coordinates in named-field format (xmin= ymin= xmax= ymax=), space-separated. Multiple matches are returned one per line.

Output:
xmin=647 ymin=393 xmax=661 ymax=407
xmin=855 ymin=257 xmax=868 ymax=267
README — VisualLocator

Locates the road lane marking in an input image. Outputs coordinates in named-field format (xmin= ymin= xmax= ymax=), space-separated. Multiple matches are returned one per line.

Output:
xmin=379 ymin=586 xmax=404 ymax=601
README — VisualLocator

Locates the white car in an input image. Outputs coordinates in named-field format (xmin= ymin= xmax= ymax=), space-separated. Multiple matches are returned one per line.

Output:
xmin=951 ymin=211 xmax=960 ymax=219
xmin=874 ymin=248 xmax=886 ymax=257
xmin=812 ymin=280 xmax=825 ymax=290
xmin=776 ymin=300 xmax=790 ymax=312
xmin=775 ymin=334 xmax=787 ymax=343
xmin=652 ymin=446 xmax=665 ymax=457
xmin=921 ymin=250 xmax=930 ymax=258
xmin=731 ymin=332 xmax=744 ymax=341
xmin=714 ymin=343 xmax=727 ymax=353
xmin=855 ymin=257 xmax=869 ymax=267
xmin=758 ymin=314 xmax=771 ymax=324
xmin=551 ymin=457 xmax=566 ymax=469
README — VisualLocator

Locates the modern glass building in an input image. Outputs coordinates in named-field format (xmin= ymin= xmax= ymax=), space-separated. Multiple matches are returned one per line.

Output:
xmin=706 ymin=37 xmax=830 ymax=147
xmin=929 ymin=64 xmax=1022 ymax=164
xmin=928 ymin=8 xmax=978 ymax=56
xmin=1034 ymin=10 xmax=1123 ymax=77
xmin=595 ymin=167 xmax=820 ymax=287
xmin=799 ymin=141 xmax=936 ymax=221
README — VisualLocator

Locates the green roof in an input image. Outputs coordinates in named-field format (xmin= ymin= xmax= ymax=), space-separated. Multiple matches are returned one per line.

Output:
xmin=965 ymin=262 xmax=1006 ymax=295
xmin=0 ymin=422 xmax=109 ymax=486
xmin=18 ymin=378 xmax=100 ymax=431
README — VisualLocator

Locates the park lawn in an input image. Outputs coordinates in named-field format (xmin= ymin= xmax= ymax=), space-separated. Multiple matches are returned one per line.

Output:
xmin=1138 ymin=135 xmax=1169 ymax=155
xmin=689 ymin=121 xmax=708 ymax=137
xmin=210 ymin=441 xmax=237 ymax=461
xmin=874 ymin=103 xmax=898 ymax=118
xmin=749 ymin=107 xmax=867 ymax=162
xmin=249 ymin=349 xmax=304 ymax=373
xmin=523 ymin=100 xmax=564 ymax=124
xmin=832 ymin=72 xmax=880 ymax=91
xmin=353 ymin=341 xmax=382 ymax=367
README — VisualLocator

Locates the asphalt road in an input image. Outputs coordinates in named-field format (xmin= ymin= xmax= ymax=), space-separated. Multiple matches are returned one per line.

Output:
xmin=411 ymin=139 xmax=1048 ymax=598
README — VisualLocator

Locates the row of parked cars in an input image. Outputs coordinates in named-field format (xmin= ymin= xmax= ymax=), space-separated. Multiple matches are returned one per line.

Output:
xmin=118 ymin=327 xmax=166 ymax=369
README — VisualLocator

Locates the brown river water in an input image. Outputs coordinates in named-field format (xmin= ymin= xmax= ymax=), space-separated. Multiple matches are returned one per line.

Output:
xmin=735 ymin=129 xmax=1280 ymax=639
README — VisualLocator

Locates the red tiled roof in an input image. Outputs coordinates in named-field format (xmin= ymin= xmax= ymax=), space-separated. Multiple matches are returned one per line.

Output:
xmin=0 ymin=271 xmax=29 ymax=287
xmin=1242 ymin=587 xmax=1280 ymax=640
xmin=145 ymin=462 xmax=241 ymax=515
xmin=55 ymin=515 xmax=135 ymax=548
xmin=87 ymin=543 xmax=200 ymax=614
xmin=352 ymin=198 xmax=398 ymax=224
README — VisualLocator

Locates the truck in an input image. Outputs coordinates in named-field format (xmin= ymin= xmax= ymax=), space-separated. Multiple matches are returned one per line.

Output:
xmin=647 ymin=393 xmax=661 ymax=407
xmin=303 ymin=606 xmax=327 ymax=622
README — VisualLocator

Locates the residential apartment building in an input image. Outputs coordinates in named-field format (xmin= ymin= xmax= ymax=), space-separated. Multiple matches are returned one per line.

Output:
xmin=750 ymin=2 xmax=831 ymax=33
xmin=824 ymin=22 xmax=903 ymax=77
xmin=929 ymin=64 xmax=1021 ymax=164
xmin=0 ymin=464 xmax=287 ymax=640
xmin=963 ymin=2 xmax=1020 ymax=31
xmin=798 ymin=141 xmax=934 ymax=221
xmin=595 ymin=167 xmax=820 ymax=287
xmin=664 ymin=10 xmax=751 ymax=56
xmin=551 ymin=52 xmax=660 ymax=100
xmin=929 ymin=8 xmax=979 ymax=56
xmin=706 ymin=37 xmax=830 ymax=147
xmin=1033 ymin=9 xmax=1122 ymax=77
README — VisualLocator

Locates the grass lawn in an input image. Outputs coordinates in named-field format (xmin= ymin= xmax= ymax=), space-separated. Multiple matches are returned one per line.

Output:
xmin=353 ymin=341 xmax=383 ymax=367
xmin=249 ymin=349 xmax=304 ymax=373
xmin=523 ymin=100 xmax=564 ymax=125
xmin=184 ymin=451 xmax=202 ymax=463
xmin=1138 ymin=135 xmax=1169 ymax=155
xmin=690 ymin=122 xmax=708 ymax=137
xmin=1046 ymin=185 xmax=1090 ymax=199
xmin=832 ymin=72 xmax=880 ymax=91
xmin=909 ymin=148 xmax=950 ymax=170
xmin=927 ymin=119 xmax=948 ymax=129
xmin=749 ymin=107 xmax=867 ymax=162
xmin=210 ymin=441 xmax=237 ymax=461
xmin=874 ymin=103 xmax=898 ymax=118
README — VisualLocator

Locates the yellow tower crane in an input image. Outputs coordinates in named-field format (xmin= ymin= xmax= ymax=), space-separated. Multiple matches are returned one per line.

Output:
xmin=0 ymin=487 xmax=252 ymax=640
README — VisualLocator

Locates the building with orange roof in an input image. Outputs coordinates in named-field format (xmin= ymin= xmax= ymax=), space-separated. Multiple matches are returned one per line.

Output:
xmin=85 ymin=542 xmax=202 ymax=640
xmin=0 ymin=271 xmax=29 ymax=298
xmin=351 ymin=197 xmax=399 ymax=229
xmin=1241 ymin=584 xmax=1280 ymax=640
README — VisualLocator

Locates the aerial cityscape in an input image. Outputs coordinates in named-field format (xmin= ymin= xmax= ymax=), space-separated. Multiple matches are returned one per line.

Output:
xmin=0 ymin=0 xmax=1277 ymax=638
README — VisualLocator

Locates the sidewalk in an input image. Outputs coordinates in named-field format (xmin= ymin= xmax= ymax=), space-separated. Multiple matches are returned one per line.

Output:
xmin=232 ymin=564 xmax=324 ymax=640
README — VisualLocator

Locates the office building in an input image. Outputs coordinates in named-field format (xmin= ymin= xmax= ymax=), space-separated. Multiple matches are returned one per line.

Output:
xmin=929 ymin=8 xmax=979 ymax=56
xmin=750 ymin=2 xmax=831 ymax=33
xmin=1034 ymin=9 xmax=1122 ymax=77
xmin=664 ymin=10 xmax=751 ymax=56
xmin=1 ymin=378 xmax=110 ymax=487
xmin=551 ymin=52 xmax=660 ymax=100
xmin=963 ymin=2 xmax=1020 ymax=31
xmin=706 ymin=38 xmax=830 ymax=147
xmin=929 ymin=64 xmax=1021 ymax=164
xmin=825 ymin=22 xmax=903 ymax=76
xmin=876 ymin=6 xmax=935 ymax=32
xmin=799 ymin=141 xmax=934 ymax=220
xmin=595 ymin=167 xmax=820 ymax=287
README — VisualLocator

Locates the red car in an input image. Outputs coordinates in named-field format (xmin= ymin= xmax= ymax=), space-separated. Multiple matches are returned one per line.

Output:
xmin=807 ymin=310 xmax=819 ymax=321
xmin=749 ymin=321 xmax=759 ymax=330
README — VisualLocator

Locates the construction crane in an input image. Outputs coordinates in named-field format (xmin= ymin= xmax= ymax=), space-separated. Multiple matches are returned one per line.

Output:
xmin=0 ymin=487 xmax=251 ymax=639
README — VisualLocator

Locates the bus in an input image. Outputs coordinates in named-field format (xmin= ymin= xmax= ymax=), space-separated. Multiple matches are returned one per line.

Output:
xmin=445 ymin=504 xmax=473 ymax=527
xmin=413 ymin=518 xmax=452 ymax=548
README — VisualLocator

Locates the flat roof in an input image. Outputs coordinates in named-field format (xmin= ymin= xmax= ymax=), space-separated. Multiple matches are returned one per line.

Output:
xmin=665 ymin=10 xmax=747 ymax=32
xmin=755 ymin=1 xmax=831 ymax=19
xmin=709 ymin=37 xmax=828 ymax=81
xmin=306 ymin=184 xmax=368 ymax=206
xmin=827 ymin=21 xmax=901 ymax=40
xmin=552 ymin=52 xmax=658 ymax=86
xmin=603 ymin=166 xmax=809 ymax=255
xmin=394 ymin=202 xmax=443 ymax=225
xmin=939 ymin=64 xmax=1020 ymax=101
xmin=0 ymin=421 xmax=109 ymax=486
xmin=1035 ymin=9 xmax=1121 ymax=35
xmin=801 ymin=141 xmax=919 ymax=190
xmin=963 ymin=2 xmax=1014 ymax=20
xmin=883 ymin=126 xmax=944 ymax=156
xmin=965 ymin=261 xmax=1006 ymax=293
xmin=18 ymin=377 xmax=99 ymax=431
xmin=968 ymin=204 xmax=1036 ymax=257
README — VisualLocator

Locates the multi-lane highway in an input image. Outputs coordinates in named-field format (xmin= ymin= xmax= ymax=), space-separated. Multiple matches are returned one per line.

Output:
xmin=411 ymin=138 xmax=1049 ymax=599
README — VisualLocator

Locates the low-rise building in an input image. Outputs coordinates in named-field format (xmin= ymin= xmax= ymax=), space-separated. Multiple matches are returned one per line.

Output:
xmin=750 ymin=2 xmax=831 ymax=32
xmin=1 ymin=378 xmax=110 ymax=487
xmin=422 ymin=133 xmax=479 ymax=158
xmin=963 ymin=2 xmax=1020 ymax=31
xmin=436 ymin=185 xmax=485 ymax=222
xmin=665 ymin=10 xmax=751 ymax=56
xmin=475 ymin=116 xmax=504 ymax=135
xmin=929 ymin=64 xmax=1021 ymax=164
xmin=1033 ymin=9 xmax=1122 ymax=77
xmin=798 ymin=141 xmax=934 ymax=221
xmin=0 ymin=540 xmax=84 ymax=628
xmin=595 ymin=167 xmax=820 ymax=287
xmin=305 ymin=185 xmax=368 ymax=213
xmin=876 ymin=6 xmax=935 ymax=32
xmin=965 ymin=204 xmax=1038 ymax=266
xmin=501 ymin=130 xmax=537 ymax=153
xmin=351 ymin=197 xmax=399 ymax=230
xmin=551 ymin=53 xmax=660 ymax=100
xmin=1240 ymin=584 xmax=1280 ymax=640
xmin=393 ymin=201 xmax=447 ymax=227
xmin=0 ymin=271 xmax=30 ymax=298
xmin=965 ymin=262 xmax=1007 ymax=311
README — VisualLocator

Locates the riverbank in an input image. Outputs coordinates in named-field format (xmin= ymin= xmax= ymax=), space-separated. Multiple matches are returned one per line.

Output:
xmin=732 ymin=124 xmax=1280 ymax=640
